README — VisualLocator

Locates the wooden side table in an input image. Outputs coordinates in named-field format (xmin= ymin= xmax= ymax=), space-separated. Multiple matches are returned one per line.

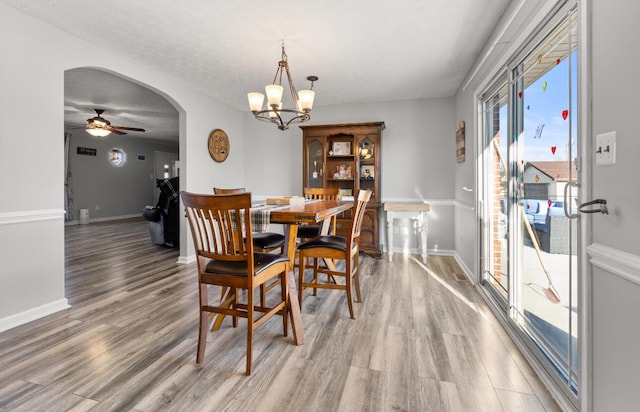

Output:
xmin=384 ymin=202 xmax=431 ymax=263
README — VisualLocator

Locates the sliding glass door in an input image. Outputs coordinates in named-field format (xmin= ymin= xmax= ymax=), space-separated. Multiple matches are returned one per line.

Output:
xmin=480 ymin=4 xmax=579 ymax=403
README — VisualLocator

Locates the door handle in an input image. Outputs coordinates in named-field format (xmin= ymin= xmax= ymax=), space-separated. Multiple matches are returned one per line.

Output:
xmin=563 ymin=182 xmax=579 ymax=219
xmin=577 ymin=199 xmax=609 ymax=215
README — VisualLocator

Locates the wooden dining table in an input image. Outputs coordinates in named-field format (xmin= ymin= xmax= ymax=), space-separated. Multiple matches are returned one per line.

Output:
xmin=212 ymin=199 xmax=353 ymax=346
xmin=270 ymin=199 xmax=353 ymax=344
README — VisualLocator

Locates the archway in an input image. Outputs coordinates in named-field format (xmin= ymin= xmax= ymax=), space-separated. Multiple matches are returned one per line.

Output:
xmin=64 ymin=67 xmax=186 ymax=255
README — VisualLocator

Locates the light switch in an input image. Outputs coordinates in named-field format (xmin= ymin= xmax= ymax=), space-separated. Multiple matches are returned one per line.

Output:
xmin=595 ymin=131 xmax=616 ymax=166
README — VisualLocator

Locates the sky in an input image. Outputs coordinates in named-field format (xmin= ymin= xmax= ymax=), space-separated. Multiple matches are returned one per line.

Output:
xmin=499 ymin=51 xmax=578 ymax=164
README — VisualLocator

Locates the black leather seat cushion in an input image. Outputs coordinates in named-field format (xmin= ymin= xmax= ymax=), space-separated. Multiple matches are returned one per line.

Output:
xmin=205 ymin=252 xmax=290 ymax=276
xmin=297 ymin=225 xmax=321 ymax=239
xmin=252 ymin=232 xmax=285 ymax=250
xmin=297 ymin=235 xmax=348 ymax=252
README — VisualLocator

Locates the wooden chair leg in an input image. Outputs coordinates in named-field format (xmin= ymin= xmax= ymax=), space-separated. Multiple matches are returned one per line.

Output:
xmin=196 ymin=310 xmax=209 ymax=364
xmin=196 ymin=284 xmax=209 ymax=364
xmin=246 ymin=288 xmax=254 ymax=375
xmin=312 ymin=258 xmax=319 ymax=296
xmin=298 ymin=255 xmax=306 ymax=307
xmin=232 ymin=290 xmax=238 ymax=328
xmin=353 ymin=253 xmax=362 ymax=302
xmin=345 ymin=269 xmax=355 ymax=319
xmin=281 ymin=272 xmax=288 ymax=337
xmin=260 ymin=285 xmax=266 ymax=307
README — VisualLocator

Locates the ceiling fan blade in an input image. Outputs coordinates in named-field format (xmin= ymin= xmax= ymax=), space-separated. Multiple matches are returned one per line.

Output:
xmin=108 ymin=128 xmax=127 ymax=135
xmin=111 ymin=126 xmax=146 ymax=132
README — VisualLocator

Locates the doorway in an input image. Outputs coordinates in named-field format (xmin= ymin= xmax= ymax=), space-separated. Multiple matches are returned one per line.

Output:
xmin=479 ymin=3 xmax=579 ymax=405
xmin=64 ymin=67 xmax=180 ymax=223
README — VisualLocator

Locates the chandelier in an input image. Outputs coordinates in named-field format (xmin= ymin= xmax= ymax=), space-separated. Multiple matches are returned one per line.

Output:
xmin=248 ymin=44 xmax=317 ymax=130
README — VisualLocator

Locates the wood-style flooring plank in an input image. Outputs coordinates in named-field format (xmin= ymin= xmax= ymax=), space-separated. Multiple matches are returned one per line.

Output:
xmin=336 ymin=366 xmax=384 ymax=411
xmin=0 ymin=218 xmax=561 ymax=411
xmin=495 ymin=388 xmax=549 ymax=412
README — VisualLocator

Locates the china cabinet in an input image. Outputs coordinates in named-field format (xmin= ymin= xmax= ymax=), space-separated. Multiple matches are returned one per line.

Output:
xmin=300 ymin=122 xmax=385 ymax=257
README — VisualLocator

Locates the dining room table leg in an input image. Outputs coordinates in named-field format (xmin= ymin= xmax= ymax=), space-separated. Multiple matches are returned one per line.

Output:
xmin=319 ymin=218 xmax=337 ymax=272
xmin=283 ymin=223 xmax=305 ymax=345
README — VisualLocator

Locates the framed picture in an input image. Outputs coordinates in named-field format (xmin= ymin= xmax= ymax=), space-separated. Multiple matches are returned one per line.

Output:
xmin=456 ymin=121 xmax=465 ymax=163
xmin=332 ymin=141 xmax=351 ymax=155
xmin=338 ymin=188 xmax=352 ymax=197
xmin=361 ymin=165 xmax=375 ymax=178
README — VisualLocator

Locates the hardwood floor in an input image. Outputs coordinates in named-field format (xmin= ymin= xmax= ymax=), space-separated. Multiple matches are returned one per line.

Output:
xmin=0 ymin=218 xmax=561 ymax=411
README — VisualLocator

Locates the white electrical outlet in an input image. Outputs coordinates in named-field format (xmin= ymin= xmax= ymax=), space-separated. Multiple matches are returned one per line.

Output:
xmin=595 ymin=131 xmax=616 ymax=166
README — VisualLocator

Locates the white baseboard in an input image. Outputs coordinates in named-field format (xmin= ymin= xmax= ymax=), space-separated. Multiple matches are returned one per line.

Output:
xmin=0 ymin=298 xmax=70 ymax=333
xmin=178 ymin=255 xmax=195 ymax=264
xmin=65 ymin=213 xmax=142 ymax=226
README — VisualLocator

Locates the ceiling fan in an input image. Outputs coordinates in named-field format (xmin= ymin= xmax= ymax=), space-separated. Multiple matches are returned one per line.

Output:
xmin=83 ymin=109 xmax=146 ymax=137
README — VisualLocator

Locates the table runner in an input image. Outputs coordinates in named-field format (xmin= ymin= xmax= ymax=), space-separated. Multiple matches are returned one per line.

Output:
xmin=228 ymin=199 xmax=323 ymax=232
xmin=248 ymin=203 xmax=286 ymax=232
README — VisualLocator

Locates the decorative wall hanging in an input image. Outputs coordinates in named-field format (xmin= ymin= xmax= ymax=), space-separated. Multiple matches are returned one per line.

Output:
xmin=108 ymin=148 xmax=127 ymax=167
xmin=208 ymin=129 xmax=230 ymax=162
xmin=77 ymin=147 xmax=97 ymax=156
xmin=456 ymin=121 xmax=465 ymax=163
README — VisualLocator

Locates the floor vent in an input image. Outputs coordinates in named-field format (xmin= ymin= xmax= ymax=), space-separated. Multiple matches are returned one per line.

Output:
xmin=453 ymin=272 xmax=468 ymax=282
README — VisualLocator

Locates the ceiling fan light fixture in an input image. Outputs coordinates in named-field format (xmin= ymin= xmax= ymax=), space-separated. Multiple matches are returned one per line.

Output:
xmin=79 ymin=109 xmax=146 ymax=137
xmin=86 ymin=127 xmax=111 ymax=137
xmin=247 ymin=43 xmax=317 ymax=130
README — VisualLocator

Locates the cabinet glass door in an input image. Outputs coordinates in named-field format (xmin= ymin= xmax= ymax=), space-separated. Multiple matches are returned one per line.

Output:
xmin=306 ymin=139 xmax=324 ymax=188
xmin=358 ymin=137 xmax=376 ymax=201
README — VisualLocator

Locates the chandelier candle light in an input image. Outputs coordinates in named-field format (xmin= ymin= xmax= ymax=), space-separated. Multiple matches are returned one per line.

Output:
xmin=248 ymin=43 xmax=317 ymax=130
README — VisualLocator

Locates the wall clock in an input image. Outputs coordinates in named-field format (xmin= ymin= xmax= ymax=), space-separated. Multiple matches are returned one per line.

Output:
xmin=208 ymin=129 xmax=230 ymax=162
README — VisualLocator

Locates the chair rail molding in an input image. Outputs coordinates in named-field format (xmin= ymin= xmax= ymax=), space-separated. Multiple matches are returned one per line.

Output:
xmin=586 ymin=243 xmax=640 ymax=286
xmin=0 ymin=209 xmax=65 ymax=226
xmin=455 ymin=199 xmax=475 ymax=212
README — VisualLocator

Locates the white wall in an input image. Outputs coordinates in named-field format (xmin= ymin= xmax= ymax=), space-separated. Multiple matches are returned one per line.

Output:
xmin=454 ymin=85 xmax=477 ymax=277
xmin=588 ymin=0 xmax=640 ymax=409
xmin=453 ymin=0 xmax=640 ymax=410
xmin=67 ymin=132 xmax=179 ymax=222
xmin=243 ymin=98 xmax=457 ymax=251
xmin=0 ymin=3 xmax=245 ymax=330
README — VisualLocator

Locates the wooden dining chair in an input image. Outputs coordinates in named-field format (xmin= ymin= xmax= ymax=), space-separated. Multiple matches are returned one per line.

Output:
xmin=213 ymin=187 xmax=285 ymax=253
xmin=180 ymin=191 xmax=290 ymax=375
xmin=297 ymin=187 xmax=341 ymax=239
xmin=297 ymin=189 xmax=372 ymax=319
xmin=213 ymin=187 xmax=285 ymax=306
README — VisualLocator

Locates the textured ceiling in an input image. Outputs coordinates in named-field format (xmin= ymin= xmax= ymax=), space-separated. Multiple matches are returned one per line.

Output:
xmin=64 ymin=68 xmax=179 ymax=141
xmin=3 ymin=0 xmax=510 ymax=142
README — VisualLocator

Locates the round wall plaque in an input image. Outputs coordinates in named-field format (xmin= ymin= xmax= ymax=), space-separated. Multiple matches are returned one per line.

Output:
xmin=208 ymin=129 xmax=230 ymax=162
